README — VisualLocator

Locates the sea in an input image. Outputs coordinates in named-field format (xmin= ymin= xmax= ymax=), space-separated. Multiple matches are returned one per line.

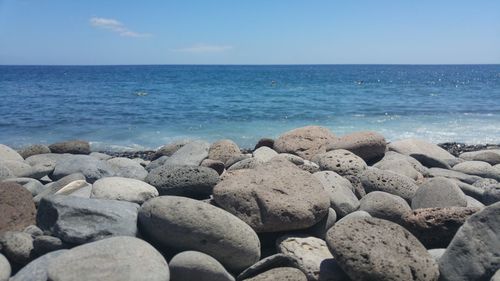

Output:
xmin=1 ymin=65 xmax=499 ymax=151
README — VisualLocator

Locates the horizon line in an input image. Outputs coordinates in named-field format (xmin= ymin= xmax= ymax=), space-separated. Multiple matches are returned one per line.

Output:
xmin=1 ymin=63 xmax=500 ymax=67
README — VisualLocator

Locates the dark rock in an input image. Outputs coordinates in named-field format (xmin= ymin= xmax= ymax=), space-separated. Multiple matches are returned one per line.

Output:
xmin=17 ymin=144 xmax=51 ymax=159
xmin=254 ymin=138 xmax=275 ymax=150
xmin=163 ymin=140 xmax=210 ymax=166
xmin=244 ymin=267 xmax=307 ymax=281
xmin=51 ymin=155 xmax=115 ymax=183
xmin=153 ymin=139 xmax=191 ymax=160
xmin=32 ymin=235 xmax=66 ymax=257
xmin=9 ymin=250 xmax=67 ymax=281
xmin=48 ymin=140 xmax=90 ymax=155
xmin=169 ymin=251 xmax=235 ymax=281
xmin=483 ymin=184 xmax=500 ymax=205
xmin=0 ymin=231 xmax=34 ymax=265
xmin=327 ymin=131 xmax=386 ymax=164
xmin=410 ymin=153 xmax=451 ymax=169
xmin=0 ymin=182 xmax=36 ymax=234
xmin=201 ymin=159 xmax=226 ymax=175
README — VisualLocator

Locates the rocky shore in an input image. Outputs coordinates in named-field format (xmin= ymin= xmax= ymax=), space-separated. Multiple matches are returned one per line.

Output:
xmin=1 ymin=126 xmax=499 ymax=281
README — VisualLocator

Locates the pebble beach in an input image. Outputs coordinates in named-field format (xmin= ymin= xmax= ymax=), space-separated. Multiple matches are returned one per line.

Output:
xmin=0 ymin=125 xmax=499 ymax=281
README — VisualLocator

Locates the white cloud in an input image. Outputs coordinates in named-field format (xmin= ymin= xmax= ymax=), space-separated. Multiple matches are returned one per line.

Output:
xmin=89 ymin=17 xmax=150 ymax=37
xmin=173 ymin=44 xmax=233 ymax=53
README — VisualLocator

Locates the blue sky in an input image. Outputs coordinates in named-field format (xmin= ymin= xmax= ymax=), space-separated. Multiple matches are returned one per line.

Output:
xmin=0 ymin=0 xmax=499 ymax=65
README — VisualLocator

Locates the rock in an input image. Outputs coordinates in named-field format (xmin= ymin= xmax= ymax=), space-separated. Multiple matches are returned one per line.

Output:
xmin=54 ymin=180 xmax=92 ymax=198
xmin=453 ymin=161 xmax=500 ymax=181
xmin=17 ymin=144 xmax=51 ymax=159
xmin=89 ymin=152 xmax=112 ymax=160
xmin=0 ymin=182 xmax=36 ymax=233
xmin=359 ymin=191 xmax=411 ymax=223
xmin=374 ymin=158 xmax=422 ymax=181
xmin=410 ymin=153 xmax=451 ymax=169
xmin=327 ymin=131 xmax=386 ymax=163
xmin=227 ymin=158 xmax=264 ymax=171
xmin=473 ymin=178 xmax=498 ymax=188
xmin=388 ymin=138 xmax=456 ymax=163
xmin=146 ymin=165 xmax=219 ymax=198
xmin=23 ymin=225 xmax=43 ymax=237
xmin=376 ymin=151 xmax=430 ymax=175
xmin=0 ymin=144 xmax=24 ymax=161
xmin=460 ymin=149 xmax=500 ymax=165
xmin=163 ymin=140 xmax=210 ymax=166
xmin=201 ymin=159 xmax=226 ymax=175
xmin=253 ymin=146 xmax=279 ymax=162
xmin=37 ymin=195 xmax=139 ymax=244
xmin=226 ymin=154 xmax=252 ymax=168
xmin=0 ymin=231 xmax=34 ymax=265
xmin=244 ymin=267 xmax=307 ymax=281
xmin=0 ymin=162 xmax=13 ymax=180
xmin=439 ymin=202 xmax=500 ymax=281
xmin=491 ymin=270 xmax=500 ymax=281
xmin=315 ymin=149 xmax=367 ymax=177
xmin=335 ymin=210 xmax=371 ymax=224
xmin=297 ymin=160 xmax=320 ymax=174
xmin=209 ymin=139 xmax=242 ymax=164
xmin=25 ymin=153 xmax=70 ymax=178
xmin=402 ymin=207 xmax=479 ymax=248
xmin=213 ymin=158 xmax=330 ymax=232
xmin=255 ymin=138 xmax=275 ymax=150
xmin=46 ymin=236 xmax=170 ymax=281
xmin=153 ymin=139 xmax=192 ymax=159
xmin=312 ymin=171 xmax=359 ymax=217
xmin=107 ymin=157 xmax=148 ymax=180
xmin=427 ymin=248 xmax=445 ymax=262
xmin=309 ymin=208 xmax=337 ymax=239
xmin=48 ymin=140 xmax=90 ymax=154
xmin=411 ymin=177 xmax=467 ymax=209
xmin=466 ymin=195 xmax=485 ymax=208
xmin=138 ymin=196 xmax=260 ymax=273
xmin=428 ymin=167 xmax=481 ymax=184
xmin=274 ymin=126 xmax=337 ymax=160
xmin=360 ymin=167 xmax=418 ymax=201
xmin=0 ymin=160 xmax=36 ymax=178
xmin=9 ymin=250 xmax=67 ymax=281
xmin=0 ymin=253 xmax=10 ymax=281
xmin=32 ymin=235 xmax=65 ymax=257
xmin=51 ymin=155 xmax=115 ymax=183
xmin=237 ymin=254 xmax=296 ymax=281
xmin=145 ymin=156 xmax=169 ymax=172
xmin=326 ymin=217 xmax=439 ymax=281
xmin=33 ymin=173 xmax=86 ymax=205
xmin=169 ymin=251 xmax=235 ymax=281
xmin=483 ymin=184 xmax=500 ymax=205
xmin=3 ymin=177 xmax=45 ymax=197
xmin=278 ymin=153 xmax=305 ymax=165
xmin=451 ymin=179 xmax=485 ymax=201
xmin=91 ymin=177 xmax=158 ymax=204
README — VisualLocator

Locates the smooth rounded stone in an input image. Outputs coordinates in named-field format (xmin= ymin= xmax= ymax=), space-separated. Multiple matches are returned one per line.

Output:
xmin=237 ymin=254 xmax=295 ymax=281
xmin=213 ymin=158 xmax=330 ymax=232
xmin=0 ymin=162 xmax=13 ymax=180
xmin=225 ymin=154 xmax=252 ymax=168
xmin=48 ymin=140 xmax=90 ymax=155
xmin=139 ymin=196 xmax=261 ymax=273
xmin=410 ymin=153 xmax=451 ymax=169
xmin=244 ymin=267 xmax=307 ymax=281
xmin=473 ymin=178 xmax=498 ymax=188
xmin=46 ymin=236 xmax=170 ymax=281
xmin=428 ymin=167 xmax=481 ymax=184
xmin=297 ymin=159 xmax=320 ymax=173
xmin=335 ymin=210 xmax=371 ymax=224
xmin=388 ymin=138 xmax=456 ymax=162
xmin=170 ymin=251 xmax=235 ymax=281
xmin=491 ymin=270 xmax=500 ymax=281
xmin=226 ymin=158 xmax=262 ymax=170
xmin=0 ymin=182 xmax=36 ymax=233
xmin=278 ymin=153 xmax=305 ymax=165
xmin=312 ymin=171 xmax=359 ymax=217
xmin=274 ymin=126 xmax=337 ymax=161
xmin=209 ymin=139 xmax=242 ymax=164
xmin=451 ymin=179 xmax=485 ymax=201
xmin=460 ymin=149 xmax=500 ymax=165
xmin=326 ymin=217 xmax=439 ymax=281
xmin=23 ymin=225 xmax=43 ymax=237
xmin=32 ymin=235 xmax=65 ymax=257
xmin=153 ymin=139 xmax=192 ymax=159
xmin=201 ymin=159 xmax=226 ymax=175
xmin=146 ymin=155 xmax=169 ymax=172
xmin=427 ymin=248 xmax=445 ymax=262
xmin=0 ymin=253 xmax=10 ymax=281
xmin=483 ymin=184 xmax=500 ymax=205
xmin=378 ymin=151 xmax=430 ymax=175
xmin=402 ymin=207 xmax=479 ymax=248
xmin=91 ymin=177 xmax=158 ymax=204
xmin=315 ymin=149 xmax=367 ymax=177
xmin=0 ymin=160 xmax=36 ymax=178
xmin=309 ymin=208 xmax=337 ymax=239
xmin=9 ymin=250 xmax=67 ymax=281
xmin=360 ymin=167 xmax=418 ymax=201
xmin=37 ymin=195 xmax=139 ymax=244
xmin=54 ymin=180 xmax=92 ymax=198
xmin=253 ymin=146 xmax=279 ymax=163
xmin=107 ymin=157 xmax=148 ymax=180
xmin=359 ymin=191 xmax=411 ymax=223
xmin=3 ymin=177 xmax=45 ymax=196
xmin=466 ymin=195 xmax=486 ymax=208
xmin=254 ymin=138 xmax=274 ymax=150
xmin=51 ymin=155 xmax=115 ymax=183
xmin=374 ymin=158 xmax=422 ymax=180
xmin=163 ymin=140 xmax=210 ymax=166
xmin=25 ymin=153 xmax=71 ymax=176
xmin=18 ymin=144 xmax=51 ymax=159
xmin=439 ymin=202 xmax=500 ymax=281
xmin=33 ymin=173 xmax=86 ymax=205
xmin=411 ymin=177 xmax=467 ymax=209
xmin=89 ymin=151 xmax=112 ymax=160
xmin=132 ymin=157 xmax=149 ymax=167
xmin=0 ymin=231 xmax=34 ymax=265
xmin=327 ymin=131 xmax=386 ymax=163
xmin=0 ymin=144 xmax=24 ymax=161
xmin=453 ymin=160 xmax=500 ymax=181
xmin=146 ymin=165 xmax=219 ymax=198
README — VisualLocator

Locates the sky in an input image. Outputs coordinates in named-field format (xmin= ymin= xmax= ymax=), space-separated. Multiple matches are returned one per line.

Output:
xmin=0 ymin=0 xmax=499 ymax=65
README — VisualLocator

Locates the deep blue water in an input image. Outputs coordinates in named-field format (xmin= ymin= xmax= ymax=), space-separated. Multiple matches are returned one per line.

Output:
xmin=1 ymin=65 xmax=500 ymax=150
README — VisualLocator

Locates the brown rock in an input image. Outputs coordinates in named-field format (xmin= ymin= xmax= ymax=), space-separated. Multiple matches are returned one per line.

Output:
xmin=208 ymin=139 xmax=242 ymax=164
xmin=0 ymin=182 xmax=36 ymax=234
xmin=48 ymin=140 xmax=90 ymax=155
xmin=327 ymin=131 xmax=386 ymax=163
xmin=274 ymin=126 xmax=337 ymax=160
xmin=254 ymin=138 xmax=275 ymax=150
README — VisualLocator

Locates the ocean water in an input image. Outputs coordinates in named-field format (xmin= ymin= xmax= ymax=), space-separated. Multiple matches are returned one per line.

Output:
xmin=1 ymin=65 xmax=500 ymax=151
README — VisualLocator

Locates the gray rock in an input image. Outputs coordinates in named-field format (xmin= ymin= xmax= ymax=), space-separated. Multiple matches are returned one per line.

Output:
xmin=453 ymin=161 xmax=500 ymax=181
xmin=410 ymin=152 xmax=451 ymax=169
xmin=25 ymin=153 xmax=71 ymax=177
xmin=315 ymin=149 xmax=367 ymax=177
xmin=313 ymin=171 xmax=359 ymax=217
xmin=326 ymin=131 xmax=387 ymax=163
xmin=164 ymin=140 xmax=210 ymax=166
xmin=146 ymin=155 xmax=169 ymax=172
xmin=0 ymin=160 xmax=37 ymax=178
xmin=201 ymin=159 xmax=226 ymax=175
xmin=237 ymin=254 xmax=295 ymax=281
xmin=460 ymin=149 xmax=500 ymax=165
xmin=9 ymin=250 xmax=67 ymax=281
xmin=0 ymin=144 xmax=24 ymax=161
xmin=138 ymin=196 xmax=261 ymax=273
xmin=335 ymin=210 xmax=371 ymax=224
xmin=309 ymin=208 xmax=337 ymax=239
xmin=278 ymin=153 xmax=305 ymax=165
xmin=0 ymin=231 xmax=34 ymax=265
xmin=427 ymin=248 xmax=445 ymax=262
xmin=46 ymin=236 xmax=170 ymax=281
xmin=37 ymin=195 xmax=139 ymax=244
xmin=244 ymin=267 xmax=307 ymax=281
xmin=146 ymin=165 xmax=219 ymax=198
xmin=297 ymin=159 xmax=321 ymax=174
xmin=483 ymin=184 xmax=500 ymax=205
xmin=0 ymin=253 xmax=10 ymax=281
xmin=253 ymin=147 xmax=278 ymax=163
xmin=466 ymin=195 xmax=486 ymax=208
xmin=491 ymin=270 xmax=500 ymax=281
xmin=326 ymin=217 xmax=439 ymax=281
xmin=0 ymin=162 xmax=13 ymax=180
xmin=154 ymin=139 xmax=192 ymax=159
xmin=473 ymin=178 xmax=498 ymax=188
xmin=360 ymin=167 xmax=418 ymax=201
xmin=48 ymin=140 xmax=90 ymax=155
xmin=376 ymin=151 xmax=430 ymax=176
xmin=209 ymin=139 xmax=242 ymax=164
xmin=213 ymin=158 xmax=330 ymax=232
xmin=170 ymin=251 xmax=235 ymax=281
xmin=18 ymin=145 xmax=51 ymax=159
xmin=428 ymin=167 xmax=482 ymax=184
xmin=254 ymin=138 xmax=275 ymax=150
xmin=3 ymin=177 xmax=44 ymax=197
xmin=411 ymin=177 xmax=467 ymax=209
xmin=89 ymin=152 xmax=113 ymax=160
xmin=439 ymin=202 xmax=500 ymax=281
xmin=359 ymin=191 xmax=411 ymax=223
xmin=33 ymin=173 xmax=86 ymax=205
xmin=274 ymin=126 xmax=337 ymax=161
xmin=374 ymin=158 xmax=422 ymax=180
xmin=107 ymin=157 xmax=148 ymax=180
xmin=53 ymin=180 xmax=92 ymax=198
xmin=225 ymin=154 xmax=252 ymax=168
xmin=32 ymin=235 xmax=65 ymax=257
xmin=451 ymin=179 xmax=485 ymax=201
xmin=23 ymin=225 xmax=43 ymax=237
xmin=91 ymin=177 xmax=158 ymax=204
xmin=227 ymin=158 xmax=264 ymax=171
xmin=388 ymin=138 xmax=456 ymax=163
xmin=51 ymin=155 xmax=115 ymax=183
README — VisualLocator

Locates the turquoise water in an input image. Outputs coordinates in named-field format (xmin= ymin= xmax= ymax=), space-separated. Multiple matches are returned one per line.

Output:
xmin=1 ymin=65 xmax=499 ymax=150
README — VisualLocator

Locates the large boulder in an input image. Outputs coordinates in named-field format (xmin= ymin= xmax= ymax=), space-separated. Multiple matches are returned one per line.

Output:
xmin=91 ymin=177 xmax=158 ymax=204
xmin=163 ymin=140 xmax=210 ymax=166
xmin=411 ymin=177 xmax=467 ymax=209
xmin=169 ymin=251 xmax=234 ymax=281
xmin=439 ymin=202 xmax=500 ymax=281
xmin=107 ymin=157 xmax=148 ymax=180
xmin=0 ymin=144 xmax=24 ymax=161
xmin=0 ymin=182 xmax=36 ymax=233
xmin=388 ymin=138 xmax=456 ymax=163
xmin=327 ymin=131 xmax=386 ymax=163
xmin=46 ymin=236 xmax=169 ymax=281
xmin=312 ymin=171 xmax=359 ymax=217
xmin=274 ymin=126 xmax=337 ymax=160
xmin=48 ymin=140 xmax=90 ymax=155
xmin=452 ymin=161 xmax=500 ymax=181
xmin=213 ymin=158 xmax=330 ymax=232
xmin=37 ymin=195 xmax=139 ymax=244
xmin=326 ymin=217 xmax=439 ymax=281
xmin=315 ymin=149 xmax=367 ymax=177
xmin=359 ymin=191 xmax=411 ymax=223
xmin=51 ymin=155 xmax=115 ymax=183
xmin=460 ymin=149 xmax=500 ymax=165
xmin=208 ymin=139 xmax=241 ymax=164
xmin=360 ymin=167 xmax=419 ymax=201
xmin=138 ymin=196 xmax=261 ymax=273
